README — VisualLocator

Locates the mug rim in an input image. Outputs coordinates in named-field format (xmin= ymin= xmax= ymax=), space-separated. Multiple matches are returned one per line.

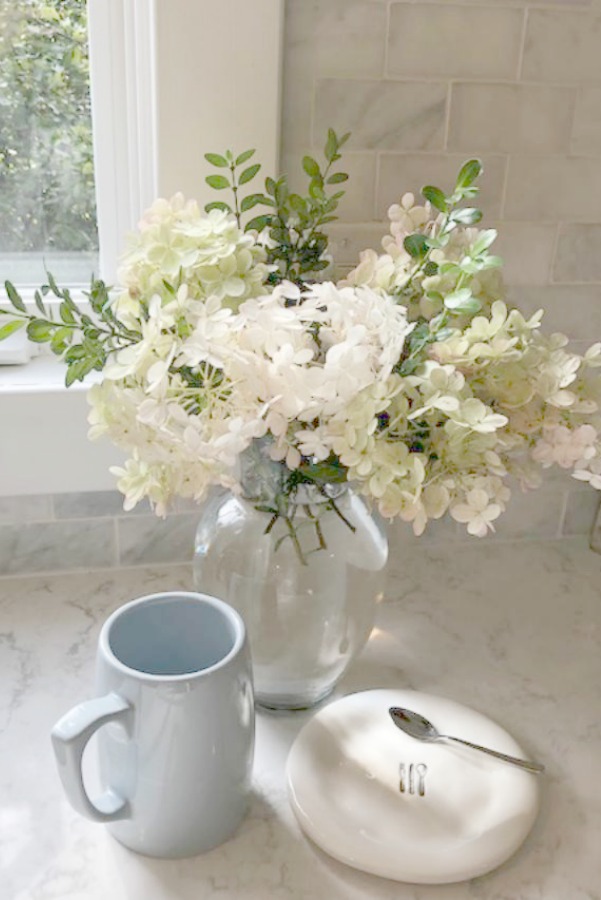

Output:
xmin=99 ymin=590 xmax=247 ymax=682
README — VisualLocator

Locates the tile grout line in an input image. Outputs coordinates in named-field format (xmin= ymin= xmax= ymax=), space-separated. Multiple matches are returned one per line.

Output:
xmin=548 ymin=220 xmax=562 ymax=284
xmin=498 ymin=155 xmax=511 ymax=220
xmin=566 ymin=83 xmax=581 ymax=158
xmin=556 ymin=491 xmax=570 ymax=539
xmin=442 ymin=81 xmax=453 ymax=151
xmin=516 ymin=7 xmax=529 ymax=81
xmin=373 ymin=152 xmax=382 ymax=220
xmin=383 ymin=0 xmax=392 ymax=79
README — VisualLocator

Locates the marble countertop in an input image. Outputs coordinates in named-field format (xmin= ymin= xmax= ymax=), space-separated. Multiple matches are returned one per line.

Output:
xmin=2 ymin=537 xmax=600 ymax=899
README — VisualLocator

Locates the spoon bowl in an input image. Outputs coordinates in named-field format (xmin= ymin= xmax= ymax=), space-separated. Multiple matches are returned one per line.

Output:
xmin=389 ymin=706 xmax=545 ymax=775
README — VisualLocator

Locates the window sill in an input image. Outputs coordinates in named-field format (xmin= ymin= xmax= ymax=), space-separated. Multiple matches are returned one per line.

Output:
xmin=0 ymin=355 xmax=123 ymax=497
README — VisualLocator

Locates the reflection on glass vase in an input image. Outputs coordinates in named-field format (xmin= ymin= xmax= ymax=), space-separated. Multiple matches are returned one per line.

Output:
xmin=193 ymin=457 xmax=388 ymax=711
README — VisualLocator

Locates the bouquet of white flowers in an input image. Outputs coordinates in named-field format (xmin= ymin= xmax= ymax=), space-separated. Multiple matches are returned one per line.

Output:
xmin=2 ymin=130 xmax=600 ymax=545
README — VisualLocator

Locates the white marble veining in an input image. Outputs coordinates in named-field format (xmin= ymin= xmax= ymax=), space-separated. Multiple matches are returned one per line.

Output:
xmin=571 ymin=86 xmax=601 ymax=156
xmin=2 ymin=539 xmax=601 ymax=898
xmin=448 ymin=84 xmax=575 ymax=156
xmin=553 ymin=224 xmax=601 ymax=284
xmin=522 ymin=9 xmax=601 ymax=83
xmin=314 ymin=80 xmax=447 ymax=151
xmin=387 ymin=5 xmax=524 ymax=80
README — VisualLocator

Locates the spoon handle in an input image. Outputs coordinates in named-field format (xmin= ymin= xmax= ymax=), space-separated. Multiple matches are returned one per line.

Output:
xmin=444 ymin=735 xmax=545 ymax=774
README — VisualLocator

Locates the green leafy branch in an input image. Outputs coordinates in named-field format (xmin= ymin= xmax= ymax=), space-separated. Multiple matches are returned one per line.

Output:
xmin=204 ymin=128 xmax=350 ymax=285
xmin=0 ymin=276 xmax=140 ymax=385
xmin=395 ymin=159 xmax=502 ymax=376
xmin=204 ymin=148 xmax=262 ymax=226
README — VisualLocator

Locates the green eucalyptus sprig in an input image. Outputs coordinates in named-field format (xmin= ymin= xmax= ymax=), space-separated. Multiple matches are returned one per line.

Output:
xmin=204 ymin=128 xmax=350 ymax=285
xmin=0 ymin=276 xmax=140 ymax=385
xmin=395 ymin=159 xmax=502 ymax=376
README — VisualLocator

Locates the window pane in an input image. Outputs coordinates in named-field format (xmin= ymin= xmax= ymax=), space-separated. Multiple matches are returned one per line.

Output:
xmin=0 ymin=0 xmax=98 ymax=285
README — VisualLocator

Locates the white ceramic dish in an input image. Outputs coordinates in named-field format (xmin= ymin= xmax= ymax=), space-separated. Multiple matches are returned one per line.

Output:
xmin=286 ymin=689 xmax=540 ymax=884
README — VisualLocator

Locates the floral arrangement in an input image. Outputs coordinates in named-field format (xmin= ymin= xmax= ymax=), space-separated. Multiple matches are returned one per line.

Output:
xmin=2 ymin=130 xmax=601 ymax=549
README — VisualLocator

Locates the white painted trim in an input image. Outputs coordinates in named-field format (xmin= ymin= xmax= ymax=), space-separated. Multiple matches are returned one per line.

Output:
xmin=1 ymin=0 xmax=284 ymax=497
xmin=87 ymin=0 xmax=159 ymax=283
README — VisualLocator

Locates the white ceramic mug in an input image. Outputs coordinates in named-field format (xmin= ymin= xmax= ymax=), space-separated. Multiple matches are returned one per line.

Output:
xmin=51 ymin=591 xmax=254 ymax=858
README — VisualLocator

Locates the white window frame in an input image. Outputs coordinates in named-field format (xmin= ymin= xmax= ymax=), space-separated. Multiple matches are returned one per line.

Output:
xmin=0 ymin=0 xmax=283 ymax=496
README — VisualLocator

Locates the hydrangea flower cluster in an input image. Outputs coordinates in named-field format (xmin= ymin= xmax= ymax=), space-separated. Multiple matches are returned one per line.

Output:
xmin=3 ymin=155 xmax=601 ymax=540
xmin=85 ymin=183 xmax=601 ymax=538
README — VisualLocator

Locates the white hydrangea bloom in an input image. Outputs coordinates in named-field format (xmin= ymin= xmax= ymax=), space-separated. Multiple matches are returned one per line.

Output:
xmin=79 ymin=184 xmax=601 ymax=531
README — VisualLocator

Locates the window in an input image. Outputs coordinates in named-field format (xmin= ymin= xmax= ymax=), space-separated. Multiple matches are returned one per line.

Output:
xmin=0 ymin=0 xmax=98 ymax=285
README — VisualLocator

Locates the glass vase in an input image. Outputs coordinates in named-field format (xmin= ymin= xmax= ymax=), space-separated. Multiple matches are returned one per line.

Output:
xmin=193 ymin=455 xmax=388 ymax=710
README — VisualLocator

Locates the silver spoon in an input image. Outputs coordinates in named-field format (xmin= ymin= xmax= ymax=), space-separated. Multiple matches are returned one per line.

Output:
xmin=389 ymin=707 xmax=545 ymax=775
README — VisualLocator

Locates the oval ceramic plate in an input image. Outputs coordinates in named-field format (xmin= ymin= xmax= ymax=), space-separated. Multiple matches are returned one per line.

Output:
xmin=286 ymin=689 xmax=540 ymax=884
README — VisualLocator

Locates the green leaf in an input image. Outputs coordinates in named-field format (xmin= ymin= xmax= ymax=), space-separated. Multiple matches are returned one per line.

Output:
xmin=204 ymin=152 xmax=229 ymax=168
xmin=205 ymin=174 xmax=230 ymax=190
xmin=302 ymin=156 xmax=320 ymax=178
xmin=326 ymin=172 xmax=348 ymax=185
xmin=483 ymin=255 xmax=503 ymax=268
xmin=450 ymin=207 xmax=482 ymax=225
xmin=64 ymin=345 xmax=86 ymax=362
xmin=46 ymin=272 xmax=62 ymax=297
xmin=238 ymin=163 xmax=261 ymax=185
xmin=235 ymin=148 xmax=255 ymax=166
xmin=59 ymin=302 xmax=76 ymax=325
xmin=34 ymin=290 xmax=47 ymax=316
xmin=444 ymin=289 xmax=482 ymax=314
xmin=403 ymin=233 xmax=429 ymax=258
xmin=265 ymin=177 xmax=277 ymax=196
xmin=289 ymin=193 xmax=307 ymax=214
xmin=204 ymin=200 xmax=232 ymax=214
xmin=245 ymin=214 xmax=272 ymax=233
xmin=4 ymin=281 xmax=26 ymax=312
xmin=26 ymin=319 xmax=54 ymax=342
xmin=50 ymin=326 xmax=72 ymax=353
xmin=421 ymin=185 xmax=448 ymax=213
xmin=65 ymin=359 xmax=93 ymax=387
xmin=470 ymin=229 xmax=497 ymax=255
xmin=456 ymin=159 xmax=482 ymax=190
xmin=325 ymin=129 xmax=338 ymax=163
xmin=240 ymin=193 xmax=264 ymax=212
xmin=299 ymin=461 xmax=348 ymax=484
xmin=274 ymin=178 xmax=289 ymax=206
xmin=0 ymin=319 xmax=25 ymax=341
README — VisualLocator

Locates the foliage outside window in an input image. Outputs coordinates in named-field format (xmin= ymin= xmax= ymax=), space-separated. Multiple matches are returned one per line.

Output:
xmin=0 ymin=0 xmax=97 ymax=267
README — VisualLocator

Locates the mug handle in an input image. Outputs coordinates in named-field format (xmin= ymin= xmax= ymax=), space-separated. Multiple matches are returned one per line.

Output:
xmin=51 ymin=692 xmax=131 ymax=823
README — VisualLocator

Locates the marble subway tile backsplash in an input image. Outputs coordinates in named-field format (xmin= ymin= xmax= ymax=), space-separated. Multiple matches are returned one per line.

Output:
xmin=0 ymin=485 xmax=597 ymax=577
xmin=387 ymin=4 xmax=524 ymax=80
xmin=521 ymin=10 xmax=601 ymax=83
xmin=571 ymin=87 xmax=601 ymax=155
xmin=0 ymin=519 xmax=115 ymax=576
xmin=0 ymin=492 xmax=201 ymax=577
xmin=447 ymin=84 xmax=575 ymax=155
xmin=504 ymin=157 xmax=601 ymax=223
xmin=117 ymin=514 xmax=199 ymax=567
xmin=314 ymin=79 xmax=448 ymax=151
xmin=553 ymin=225 xmax=601 ymax=283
